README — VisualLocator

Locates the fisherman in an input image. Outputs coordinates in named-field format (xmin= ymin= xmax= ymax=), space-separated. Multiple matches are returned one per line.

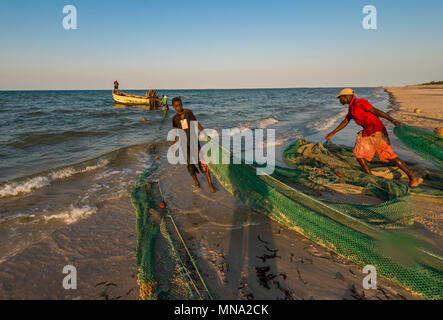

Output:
xmin=113 ymin=81 xmax=120 ymax=95
xmin=325 ymin=88 xmax=423 ymax=188
xmin=161 ymin=95 xmax=169 ymax=118
xmin=162 ymin=95 xmax=168 ymax=109
xmin=148 ymin=89 xmax=156 ymax=110
xmin=171 ymin=97 xmax=216 ymax=192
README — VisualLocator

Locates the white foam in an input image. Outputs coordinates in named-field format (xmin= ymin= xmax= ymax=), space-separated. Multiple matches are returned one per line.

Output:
xmin=43 ymin=205 xmax=97 ymax=224
xmin=255 ymin=137 xmax=288 ymax=149
xmin=0 ymin=205 xmax=96 ymax=225
xmin=0 ymin=176 xmax=51 ymax=197
xmin=0 ymin=159 xmax=109 ymax=198
xmin=226 ymin=117 xmax=279 ymax=137
xmin=227 ymin=127 xmax=251 ymax=137
xmin=0 ymin=213 xmax=37 ymax=224
xmin=257 ymin=117 xmax=278 ymax=129
xmin=307 ymin=109 xmax=348 ymax=132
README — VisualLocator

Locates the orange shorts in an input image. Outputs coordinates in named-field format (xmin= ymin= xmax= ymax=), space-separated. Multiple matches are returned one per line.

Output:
xmin=353 ymin=131 xmax=397 ymax=162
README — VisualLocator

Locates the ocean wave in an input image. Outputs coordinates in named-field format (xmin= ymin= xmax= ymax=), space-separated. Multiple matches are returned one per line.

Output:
xmin=7 ymin=131 xmax=108 ymax=148
xmin=0 ymin=159 xmax=109 ymax=198
xmin=226 ymin=127 xmax=251 ymax=137
xmin=0 ymin=205 xmax=97 ymax=226
xmin=0 ymin=213 xmax=37 ymax=225
xmin=255 ymin=137 xmax=289 ymax=149
xmin=26 ymin=111 xmax=47 ymax=116
xmin=43 ymin=205 xmax=97 ymax=224
xmin=256 ymin=117 xmax=279 ymax=129
xmin=226 ymin=117 xmax=279 ymax=137
xmin=306 ymin=109 xmax=348 ymax=132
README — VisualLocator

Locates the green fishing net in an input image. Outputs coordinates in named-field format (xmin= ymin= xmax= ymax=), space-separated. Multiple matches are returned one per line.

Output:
xmin=394 ymin=125 xmax=443 ymax=171
xmin=204 ymin=139 xmax=442 ymax=299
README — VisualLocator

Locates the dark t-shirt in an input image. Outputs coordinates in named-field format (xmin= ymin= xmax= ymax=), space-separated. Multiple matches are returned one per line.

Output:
xmin=172 ymin=109 xmax=200 ymax=162
xmin=172 ymin=109 xmax=198 ymax=142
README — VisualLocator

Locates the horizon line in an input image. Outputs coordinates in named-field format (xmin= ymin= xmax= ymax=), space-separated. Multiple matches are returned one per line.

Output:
xmin=0 ymin=85 xmax=393 ymax=92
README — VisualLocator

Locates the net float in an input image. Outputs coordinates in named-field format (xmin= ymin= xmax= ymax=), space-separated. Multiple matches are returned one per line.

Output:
xmin=434 ymin=127 xmax=443 ymax=137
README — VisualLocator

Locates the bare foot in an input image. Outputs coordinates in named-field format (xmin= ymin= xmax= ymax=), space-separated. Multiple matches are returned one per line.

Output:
xmin=409 ymin=177 xmax=423 ymax=188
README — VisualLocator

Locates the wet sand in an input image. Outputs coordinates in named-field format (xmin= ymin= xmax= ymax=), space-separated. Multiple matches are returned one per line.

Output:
xmin=0 ymin=197 xmax=139 ymax=300
xmin=0 ymin=149 xmax=422 ymax=300
xmin=157 ymin=165 xmax=420 ymax=300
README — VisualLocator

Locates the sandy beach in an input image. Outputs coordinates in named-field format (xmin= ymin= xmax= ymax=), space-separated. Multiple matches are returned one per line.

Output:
xmin=385 ymin=85 xmax=443 ymax=132
xmin=0 ymin=87 xmax=441 ymax=300
xmin=383 ymin=85 xmax=443 ymax=240
xmin=0 ymin=145 xmax=429 ymax=301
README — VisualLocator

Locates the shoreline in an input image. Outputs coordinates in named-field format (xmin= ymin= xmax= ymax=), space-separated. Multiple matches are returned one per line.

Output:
xmin=0 ymin=87 xmax=440 ymax=300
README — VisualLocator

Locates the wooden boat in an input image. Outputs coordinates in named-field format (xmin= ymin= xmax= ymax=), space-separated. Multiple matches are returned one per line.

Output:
xmin=112 ymin=91 xmax=161 ymax=107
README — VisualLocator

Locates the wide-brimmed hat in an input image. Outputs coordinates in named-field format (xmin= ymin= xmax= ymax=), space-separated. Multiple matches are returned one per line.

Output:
xmin=336 ymin=88 xmax=356 ymax=98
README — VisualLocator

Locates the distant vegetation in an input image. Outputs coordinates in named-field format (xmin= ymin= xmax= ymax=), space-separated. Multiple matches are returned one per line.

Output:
xmin=420 ymin=81 xmax=443 ymax=85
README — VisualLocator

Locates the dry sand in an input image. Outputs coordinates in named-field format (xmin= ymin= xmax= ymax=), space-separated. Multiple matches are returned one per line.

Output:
xmin=384 ymin=85 xmax=443 ymax=131
xmin=383 ymin=85 xmax=443 ymax=240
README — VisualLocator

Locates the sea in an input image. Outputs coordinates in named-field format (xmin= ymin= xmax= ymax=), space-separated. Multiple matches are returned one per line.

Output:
xmin=0 ymin=87 xmax=394 ymax=266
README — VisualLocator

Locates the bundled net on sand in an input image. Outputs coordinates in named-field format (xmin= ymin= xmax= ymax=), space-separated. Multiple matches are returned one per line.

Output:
xmin=131 ymin=180 xmax=213 ymax=300
xmin=205 ymin=139 xmax=442 ymax=299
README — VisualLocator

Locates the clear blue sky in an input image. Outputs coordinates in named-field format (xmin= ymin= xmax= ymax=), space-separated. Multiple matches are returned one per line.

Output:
xmin=1 ymin=0 xmax=442 ymax=90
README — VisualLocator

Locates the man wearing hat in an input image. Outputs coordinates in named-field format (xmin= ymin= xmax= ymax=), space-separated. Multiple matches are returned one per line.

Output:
xmin=325 ymin=88 xmax=422 ymax=188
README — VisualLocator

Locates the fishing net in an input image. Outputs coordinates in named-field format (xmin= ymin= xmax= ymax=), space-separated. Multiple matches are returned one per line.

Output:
xmin=130 ymin=135 xmax=442 ymax=300
xmin=394 ymin=125 xmax=443 ymax=171
xmin=130 ymin=176 xmax=213 ymax=300
xmin=204 ymin=139 xmax=443 ymax=299
xmin=280 ymin=139 xmax=443 ymax=210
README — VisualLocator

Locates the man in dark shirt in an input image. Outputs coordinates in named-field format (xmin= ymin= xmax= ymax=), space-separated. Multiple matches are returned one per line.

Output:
xmin=171 ymin=97 xmax=216 ymax=192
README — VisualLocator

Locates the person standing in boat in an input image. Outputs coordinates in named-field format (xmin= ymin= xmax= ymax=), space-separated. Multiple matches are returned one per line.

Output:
xmin=325 ymin=88 xmax=423 ymax=188
xmin=113 ymin=81 xmax=120 ymax=95
xmin=170 ymin=97 xmax=216 ymax=193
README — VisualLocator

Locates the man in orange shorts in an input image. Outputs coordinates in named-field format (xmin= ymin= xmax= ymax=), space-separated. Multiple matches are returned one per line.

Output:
xmin=325 ymin=88 xmax=422 ymax=188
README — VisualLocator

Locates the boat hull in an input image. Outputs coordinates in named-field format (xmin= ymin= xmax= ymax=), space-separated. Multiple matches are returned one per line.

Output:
xmin=112 ymin=92 xmax=152 ymax=106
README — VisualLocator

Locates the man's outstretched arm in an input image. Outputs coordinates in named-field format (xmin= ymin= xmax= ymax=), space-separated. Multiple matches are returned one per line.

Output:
xmin=369 ymin=108 xmax=405 ymax=126
xmin=325 ymin=118 xmax=349 ymax=140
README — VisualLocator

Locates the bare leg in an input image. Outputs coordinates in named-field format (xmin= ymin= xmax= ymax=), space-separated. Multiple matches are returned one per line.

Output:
xmin=205 ymin=170 xmax=216 ymax=193
xmin=357 ymin=158 xmax=372 ymax=175
xmin=191 ymin=173 xmax=200 ymax=188
xmin=390 ymin=157 xmax=423 ymax=187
